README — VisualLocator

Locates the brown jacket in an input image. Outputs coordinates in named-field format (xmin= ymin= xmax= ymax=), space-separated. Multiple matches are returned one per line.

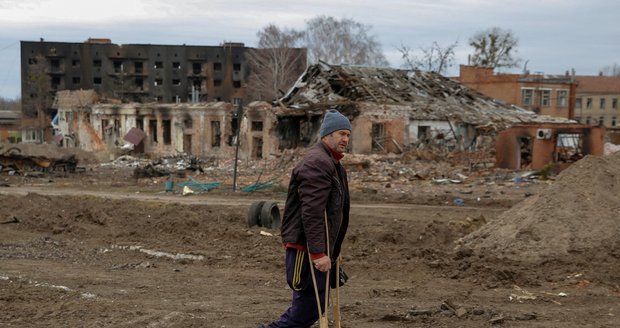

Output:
xmin=281 ymin=142 xmax=350 ymax=260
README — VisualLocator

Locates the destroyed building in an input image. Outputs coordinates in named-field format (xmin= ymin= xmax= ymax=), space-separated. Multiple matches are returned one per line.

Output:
xmin=20 ymin=38 xmax=306 ymax=144
xmin=51 ymin=63 xmax=605 ymax=171
xmin=272 ymin=62 xmax=604 ymax=170
xmin=53 ymin=90 xmax=274 ymax=161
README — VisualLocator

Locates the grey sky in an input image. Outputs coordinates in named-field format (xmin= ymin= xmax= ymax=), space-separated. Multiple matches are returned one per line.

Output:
xmin=1 ymin=0 xmax=618 ymax=99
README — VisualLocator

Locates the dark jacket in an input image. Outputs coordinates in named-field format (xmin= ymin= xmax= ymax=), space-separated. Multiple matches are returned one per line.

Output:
xmin=281 ymin=142 xmax=350 ymax=261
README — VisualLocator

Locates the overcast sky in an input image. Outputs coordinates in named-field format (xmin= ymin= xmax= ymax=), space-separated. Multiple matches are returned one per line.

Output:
xmin=0 ymin=0 xmax=618 ymax=100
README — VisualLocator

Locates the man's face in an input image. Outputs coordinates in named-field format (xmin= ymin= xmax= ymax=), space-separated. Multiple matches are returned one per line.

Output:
xmin=322 ymin=129 xmax=351 ymax=154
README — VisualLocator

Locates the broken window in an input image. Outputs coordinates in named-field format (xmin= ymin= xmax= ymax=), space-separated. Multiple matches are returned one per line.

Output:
xmin=172 ymin=62 xmax=181 ymax=69
xmin=162 ymin=120 xmax=171 ymax=145
xmin=114 ymin=119 xmax=121 ymax=138
xmin=228 ymin=116 xmax=239 ymax=146
xmin=252 ymin=137 xmax=263 ymax=159
xmin=149 ymin=119 xmax=158 ymax=143
xmin=575 ymin=98 xmax=582 ymax=109
xmin=51 ymin=76 xmax=61 ymax=89
xmin=192 ymin=63 xmax=202 ymax=74
xmin=28 ymin=57 xmax=38 ymax=65
xmin=93 ymin=59 xmax=102 ymax=67
xmin=72 ymin=59 xmax=80 ymax=67
xmin=154 ymin=61 xmax=163 ymax=69
xmin=600 ymin=98 xmax=606 ymax=110
xmin=585 ymin=116 xmax=591 ymax=124
xmin=612 ymin=98 xmax=618 ymax=109
xmin=251 ymin=121 xmax=263 ymax=131
xmin=183 ymin=134 xmax=192 ymax=154
xmin=518 ymin=136 xmax=533 ymax=169
xmin=154 ymin=78 xmax=163 ymax=86
xmin=214 ymin=62 xmax=222 ymax=71
xmin=599 ymin=116 xmax=605 ymax=126
xmin=50 ymin=59 xmax=60 ymax=69
xmin=172 ymin=79 xmax=181 ymax=86
xmin=114 ymin=60 xmax=123 ymax=73
xmin=93 ymin=77 xmax=102 ymax=85
xmin=586 ymin=98 xmax=592 ymax=109
xmin=556 ymin=90 xmax=568 ymax=107
xmin=612 ymin=117 xmax=617 ymax=127
xmin=233 ymin=63 xmax=241 ymax=71
xmin=214 ymin=79 xmax=222 ymax=87
xmin=184 ymin=119 xmax=193 ymax=129
xmin=72 ymin=77 xmax=80 ymax=84
xmin=417 ymin=126 xmax=430 ymax=140
xmin=211 ymin=121 xmax=221 ymax=147
xmin=233 ymin=80 xmax=241 ymax=88
xmin=135 ymin=61 xmax=143 ymax=74
xmin=233 ymin=98 xmax=242 ymax=105
xmin=135 ymin=77 xmax=143 ymax=90
xmin=372 ymin=123 xmax=385 ymax=152
xmin=521 ymin=89 xmax=533 ymax=106
xmin=556 ymin=133 xmax=583 ymax=163
xmin=136 ymin=118 xmax=144 ymax=130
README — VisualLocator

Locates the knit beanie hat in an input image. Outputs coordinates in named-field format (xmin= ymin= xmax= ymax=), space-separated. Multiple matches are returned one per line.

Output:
xmin=319 ymin=109 xmax=352 ymax=138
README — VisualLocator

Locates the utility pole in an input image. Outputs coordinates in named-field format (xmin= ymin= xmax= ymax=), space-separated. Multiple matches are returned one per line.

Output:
xmin=232 ymin=101 xmax=243 ymax=191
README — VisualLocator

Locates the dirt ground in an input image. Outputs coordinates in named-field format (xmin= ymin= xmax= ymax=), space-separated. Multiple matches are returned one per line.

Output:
xmin=1 ymin=147 xmax=620 ymax=327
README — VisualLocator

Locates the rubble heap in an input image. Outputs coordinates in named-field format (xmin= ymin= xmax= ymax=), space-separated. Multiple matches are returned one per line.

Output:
xmin=456 ymin=151 xmax=620 ymax=264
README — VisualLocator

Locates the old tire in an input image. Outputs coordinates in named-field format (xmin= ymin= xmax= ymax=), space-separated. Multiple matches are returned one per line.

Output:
xmin=247 ymin=201 xmax=265 ymax=227
xmin=260 ymin=201 xmax=281 ymax=229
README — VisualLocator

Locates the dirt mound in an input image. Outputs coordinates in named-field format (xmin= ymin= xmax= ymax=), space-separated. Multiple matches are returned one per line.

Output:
xmin=456 ymin=152 xmax=620 ymax=265
xmin=1 ymin=142 xmax=101 ymax=164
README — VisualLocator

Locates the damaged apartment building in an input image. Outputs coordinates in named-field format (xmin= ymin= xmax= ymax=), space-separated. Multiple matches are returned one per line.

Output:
xmin=20 ymin=38 xmax=306 ymax=144
xmin=272 ymin=62 xmax=605 ymax=170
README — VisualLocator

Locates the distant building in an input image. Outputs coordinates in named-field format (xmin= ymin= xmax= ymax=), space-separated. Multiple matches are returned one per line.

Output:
xmin=458 ymin=65 xmax=578 ymax=120
xmin=19 ymin=38 xmax=306 ymax=143
xmin=573 ymin=75 xmax=620 ymax=128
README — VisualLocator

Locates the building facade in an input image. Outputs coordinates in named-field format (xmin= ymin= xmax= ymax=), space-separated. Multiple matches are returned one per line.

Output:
xmin=20 ymin=38 xmax=262 ymax=143
xmin=573 ymin=75 xmax=620 ymax=128
xmin=55 ymin=90 xmax=277 ymax=161
xmin=21 ymin=38 xmax=251 ymax=107
xmin=458 ymin=65 xmax=577 ymax=120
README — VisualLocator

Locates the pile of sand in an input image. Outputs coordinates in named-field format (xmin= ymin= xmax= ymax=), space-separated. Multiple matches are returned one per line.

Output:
xmin=457 ymin=151 xmax=620 ymax=264
xmin=1 ymin=142 xmax=101 ymax=164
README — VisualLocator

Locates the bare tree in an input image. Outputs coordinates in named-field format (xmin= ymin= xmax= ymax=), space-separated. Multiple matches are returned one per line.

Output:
xmin=0 ymin=97 xmax=21 ymax=112
xmin=468 ymin=27 xmax=520 ymax=69
xmin=304 ymin=16 xmax=388 ymax=66
xmin=245 ymin=24 xmax=306 ymax=101
xmin=398 ymin=40 xmax=458 ymax=74
xmin=599 ymin=63 xmax=620 ymax=76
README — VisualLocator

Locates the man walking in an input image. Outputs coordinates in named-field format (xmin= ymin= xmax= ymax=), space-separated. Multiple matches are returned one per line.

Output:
xmin=259 ymin=109 xmax=351 ymax=328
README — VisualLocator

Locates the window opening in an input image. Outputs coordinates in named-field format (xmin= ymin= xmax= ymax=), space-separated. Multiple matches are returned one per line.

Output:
xmin=211 ymin=121 xmax=221 ymax=147
xmin=372 ymin=122 xmax=386 ymax=152
xmin=251 ymin=121 xmax=263 ymax=131
xmin=149 ymin=119 xmax=158 ymax=143
xmin=162 ymin=120 xmax=171 ymax=145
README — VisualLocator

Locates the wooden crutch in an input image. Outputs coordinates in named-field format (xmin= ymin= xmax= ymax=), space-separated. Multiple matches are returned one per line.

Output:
xmin=308 ymin=211 xmax=332 ymax=328
xmin=332 ymin=258 xmax=342 ymax=328
xmin=308 ymin=254 xmax=329 ymax=328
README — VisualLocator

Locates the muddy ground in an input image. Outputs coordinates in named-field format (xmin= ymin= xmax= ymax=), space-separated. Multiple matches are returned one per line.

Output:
xmin=1 ymin=155 xmax=619 ymax=328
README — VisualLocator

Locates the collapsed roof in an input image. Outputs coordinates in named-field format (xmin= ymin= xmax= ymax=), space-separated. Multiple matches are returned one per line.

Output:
xmin=276 ymin=62 xmax=573 ymax=131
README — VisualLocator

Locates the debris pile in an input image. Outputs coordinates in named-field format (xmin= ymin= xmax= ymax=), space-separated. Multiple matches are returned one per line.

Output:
xmin=456 ymin=151 xmax=620 ymax=264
